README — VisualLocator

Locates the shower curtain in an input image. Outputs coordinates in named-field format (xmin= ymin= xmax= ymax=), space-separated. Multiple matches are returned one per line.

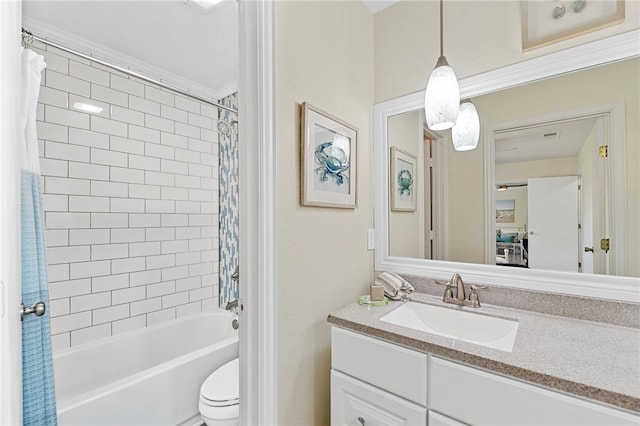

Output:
xmin=21 ymin=47 xmax=57 ymax=426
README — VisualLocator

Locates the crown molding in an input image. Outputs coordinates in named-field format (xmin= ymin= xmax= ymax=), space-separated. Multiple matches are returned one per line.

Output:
xmin=23 ymin=16 xmax=238 ymax=103
xmin=216 ymin=80 xmax=239 ymax=100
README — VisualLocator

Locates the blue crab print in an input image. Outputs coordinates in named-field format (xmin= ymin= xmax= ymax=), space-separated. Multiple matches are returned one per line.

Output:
xmin=397 ymin=169 xmax=413 ymax=195
xmin=315 ymin=141 xmax=350 ymax=185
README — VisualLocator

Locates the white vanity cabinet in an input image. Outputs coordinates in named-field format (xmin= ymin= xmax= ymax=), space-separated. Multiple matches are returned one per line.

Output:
xmin=331 ymin=327 xmax=428 ymax=425
xmin=331 ymin=327 xmax=639 ymax=426
xmin=331 ymin=370 xmax=427 ymax=425
xmin=427 ymin=411 xmax=468 ymax=426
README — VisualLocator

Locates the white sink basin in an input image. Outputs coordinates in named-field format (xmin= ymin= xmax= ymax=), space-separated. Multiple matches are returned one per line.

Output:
xmin=380 ymin=302 xmax=519 ymax=352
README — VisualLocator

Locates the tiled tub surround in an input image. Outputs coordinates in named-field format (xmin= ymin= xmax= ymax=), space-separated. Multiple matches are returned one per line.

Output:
xmin=328 ymin=292 xmax=640 ymax=413
xmin=219 ymin=92 xmax=239 ymax=306
xmin=33 ymin=42 xmax=221 ymax=351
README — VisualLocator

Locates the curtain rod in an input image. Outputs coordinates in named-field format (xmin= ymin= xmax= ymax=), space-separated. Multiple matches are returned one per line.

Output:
xmin=21 ymin=28 xmax=238 ymax=115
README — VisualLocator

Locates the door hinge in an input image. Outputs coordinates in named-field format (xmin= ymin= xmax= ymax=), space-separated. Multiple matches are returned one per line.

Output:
xmin=600 ymin=238 xmax=610 ymax=252
xmin=599 ymin=145 xmax=608 ymax=158
xmin=578 ymin=262 xmax=582 ymax=268
xmin=578 ymin=223 xmax=581 ymax=229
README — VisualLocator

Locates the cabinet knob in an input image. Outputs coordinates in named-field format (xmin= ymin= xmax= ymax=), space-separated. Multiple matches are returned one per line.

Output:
xmin=357 ymin=416 xmax=365 ymax=426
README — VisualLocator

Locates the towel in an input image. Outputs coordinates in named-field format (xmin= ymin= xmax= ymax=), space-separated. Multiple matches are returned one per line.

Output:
xmin=21 ymin=47 xmax=57 ymax=426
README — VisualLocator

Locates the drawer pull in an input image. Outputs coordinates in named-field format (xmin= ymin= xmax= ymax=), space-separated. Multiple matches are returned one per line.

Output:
xmin=357 ymin=416 xmax=365 ymax=425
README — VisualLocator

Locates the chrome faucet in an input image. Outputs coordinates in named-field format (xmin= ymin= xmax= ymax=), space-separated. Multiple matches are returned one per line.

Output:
xmin=443 ymin=273 xmax=480 ymax=308
xmin=225 ymin=299 xmax=239 ymax=311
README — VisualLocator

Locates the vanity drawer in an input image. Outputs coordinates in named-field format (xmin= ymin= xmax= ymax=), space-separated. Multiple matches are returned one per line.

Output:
xmin=331 ymin=327 xmax=427 ymax=405
xmin=430 ymin=357 xmax=639 ymax=426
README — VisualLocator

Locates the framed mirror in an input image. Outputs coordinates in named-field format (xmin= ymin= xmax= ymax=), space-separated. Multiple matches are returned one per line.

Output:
xmin=373 ymin=30 xmax=639 ymax=302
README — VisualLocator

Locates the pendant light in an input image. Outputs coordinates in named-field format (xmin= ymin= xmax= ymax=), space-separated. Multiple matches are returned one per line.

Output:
xmin=424 ymin=0 xmax=460 ymax=131
xmin=452 ymin=99 xmax=480 ymax=151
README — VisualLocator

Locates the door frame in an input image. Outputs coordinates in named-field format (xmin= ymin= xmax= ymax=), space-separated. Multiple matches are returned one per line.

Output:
xmin=484 ymin=102 xmax=626 ymax=275
xmin=2 ymin=1 xmax=280 ymax=424
xmin=238 ymin=0 xmax=278 ymax=424
xmin=0 ymin=1 xmax=24 ymax=424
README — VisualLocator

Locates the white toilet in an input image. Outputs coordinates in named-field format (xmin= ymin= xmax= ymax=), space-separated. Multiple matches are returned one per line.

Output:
xmin=199 ymin=358 xmax=239 ymax=425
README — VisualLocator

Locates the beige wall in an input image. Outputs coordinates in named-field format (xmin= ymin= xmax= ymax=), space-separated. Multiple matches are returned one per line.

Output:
xmin=388 ymin=111 xmax=425 ymax=258
xmin=496 ymin=157 xmax=578 ymax=182
xmin=275 ymin=2 xmax=374 ymax=424
xmin=373 ymin=0 xmax=640 ymax=102
xmin=271 ymin=2 xmax=638 ymax=423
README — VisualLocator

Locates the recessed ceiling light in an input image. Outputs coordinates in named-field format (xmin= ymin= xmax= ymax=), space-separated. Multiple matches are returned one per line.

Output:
xmin=72 ymin=102 xmax=103 ymax=114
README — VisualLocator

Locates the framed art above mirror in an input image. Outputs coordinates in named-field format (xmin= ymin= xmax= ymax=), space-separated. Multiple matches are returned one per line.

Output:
xmin=373 ymin=30 xmax=640 ymax=303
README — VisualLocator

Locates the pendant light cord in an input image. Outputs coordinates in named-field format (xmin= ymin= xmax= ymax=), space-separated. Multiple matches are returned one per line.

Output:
xmin=439 ymin=0 xmax=444 ymax=57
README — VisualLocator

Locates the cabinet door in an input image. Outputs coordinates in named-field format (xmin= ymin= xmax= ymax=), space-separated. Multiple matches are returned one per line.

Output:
xmin=428 ymin=411 xmax=468 ymax=426
xmin=331 ymin=370 xmax=426 ymax=426
xmin=430 ymin=357 xmax=639 ymax=426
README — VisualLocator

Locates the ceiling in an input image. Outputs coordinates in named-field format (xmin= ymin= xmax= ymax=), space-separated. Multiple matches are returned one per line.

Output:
xmin=494 ymin=117 xmax=599 ymax=164
xmin=21 ymin=0 xmax=398 ymax=100
xmin=22 ymin=0 xmax=238 ymax=100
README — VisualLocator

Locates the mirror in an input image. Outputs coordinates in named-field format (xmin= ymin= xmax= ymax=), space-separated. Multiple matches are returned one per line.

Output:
xmin=374 ymin=31 xmax=639 ymax=302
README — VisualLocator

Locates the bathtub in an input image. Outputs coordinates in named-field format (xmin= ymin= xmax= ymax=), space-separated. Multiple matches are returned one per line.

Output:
xmin=53 ymin=311 xmax=238 ymax=426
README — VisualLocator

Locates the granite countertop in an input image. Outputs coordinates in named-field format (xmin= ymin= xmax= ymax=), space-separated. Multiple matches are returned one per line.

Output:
xmin=327 ymin=292 xmax=640 ymax=413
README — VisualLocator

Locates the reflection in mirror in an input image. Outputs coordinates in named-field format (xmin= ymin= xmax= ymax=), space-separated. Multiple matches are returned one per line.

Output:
xmin=493 ymin=116 xmax=605 ymax=274
xmin=388 ymin=112 xmax=448 ymax=261
xmin=386 ymin=57 xmax=638 ymax=278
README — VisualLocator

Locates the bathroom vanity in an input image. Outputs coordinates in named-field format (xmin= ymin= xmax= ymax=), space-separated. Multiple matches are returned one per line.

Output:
xmin=328 ymin=293 xmax=640 ymax=425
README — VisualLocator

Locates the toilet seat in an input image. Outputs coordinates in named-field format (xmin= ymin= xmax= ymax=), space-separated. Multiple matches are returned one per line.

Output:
xmin=200 ymin=358 xmax=239 ymax=407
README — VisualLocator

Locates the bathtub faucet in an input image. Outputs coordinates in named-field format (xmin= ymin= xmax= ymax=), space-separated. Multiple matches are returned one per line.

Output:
xmin=225 ymin=299 xmax=239 ymax=312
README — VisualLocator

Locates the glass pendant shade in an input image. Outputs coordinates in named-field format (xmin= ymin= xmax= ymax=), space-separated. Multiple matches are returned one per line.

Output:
xmin=424 ymin=56 xmax=460 ymax=131
xmin=452 ymin=99 xmax=479 ymax=151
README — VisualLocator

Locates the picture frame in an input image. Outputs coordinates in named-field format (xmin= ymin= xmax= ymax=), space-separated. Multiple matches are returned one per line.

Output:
xmin=390 ymin=146 xmax=417 ymax=212
xmin=521 ymin=0 xmax=625 ymax=51
xmin=496 ymin=199 xmax=516 ymax=224
xmin=300 ymin=102 xmax=358 ymax=208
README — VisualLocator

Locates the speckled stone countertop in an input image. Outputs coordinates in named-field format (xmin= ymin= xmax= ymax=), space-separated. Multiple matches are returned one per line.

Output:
xmin=328 ymin=292 xmax=640 ymax=413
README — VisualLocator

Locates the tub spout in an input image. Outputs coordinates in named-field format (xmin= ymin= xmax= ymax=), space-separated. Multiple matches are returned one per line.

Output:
xmin=225 ymin=299 xmax=239 ymax=311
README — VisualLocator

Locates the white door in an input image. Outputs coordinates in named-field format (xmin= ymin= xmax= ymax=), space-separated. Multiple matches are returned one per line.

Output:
xmin=1 ymin=1 xmax=24 ymax=424
xmin=527 ymin=176 xmax=579 ymax=272
xmin=578 ymin=117 xmax=608 ymax=275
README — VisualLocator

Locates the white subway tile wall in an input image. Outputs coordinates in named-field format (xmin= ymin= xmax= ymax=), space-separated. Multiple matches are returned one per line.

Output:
xmin=34 ymin=43 xmax=220 ymax=351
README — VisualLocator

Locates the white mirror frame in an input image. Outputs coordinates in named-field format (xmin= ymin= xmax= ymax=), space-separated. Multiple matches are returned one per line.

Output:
xmin=373 ymin=29 xmax=640 ymax=303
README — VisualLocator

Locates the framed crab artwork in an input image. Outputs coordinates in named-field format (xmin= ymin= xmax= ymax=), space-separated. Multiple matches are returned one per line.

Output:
xmin=390 ymin=146 xmax=417 ymax=212
xmin=301 ymin=102 xmax=358 ymax=208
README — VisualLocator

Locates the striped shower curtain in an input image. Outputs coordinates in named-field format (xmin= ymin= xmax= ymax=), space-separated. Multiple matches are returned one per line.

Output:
xmin=21 ymin=47 xmax=57 ymax=426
